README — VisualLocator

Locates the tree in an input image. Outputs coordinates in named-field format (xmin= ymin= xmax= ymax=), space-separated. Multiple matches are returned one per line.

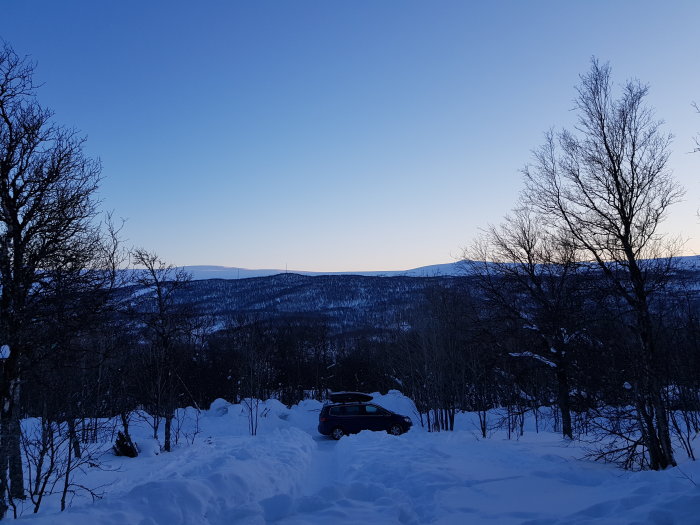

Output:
xmin=395 ymin=284 xmax=473 ymax=432
xmin=523 ymin=58 xmax=684 ymax=470
xmin=0 ymin=42 xmax=101 ymax=516
xmin=468 ymin=206 xmax=590 ymax=439
xmin=130 ymin=249 xmax=193 ymax=452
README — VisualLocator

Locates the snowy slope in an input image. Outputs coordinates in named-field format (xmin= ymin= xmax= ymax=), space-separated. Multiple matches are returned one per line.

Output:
xmin=18 ymin=392 xmax=700 ymax=525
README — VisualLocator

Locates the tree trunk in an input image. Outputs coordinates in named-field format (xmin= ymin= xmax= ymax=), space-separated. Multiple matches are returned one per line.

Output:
xmin=1 ymin=348 xmax=19 ymax=516
xmin=8 ymin=415 xmax=24 ymax=500
xmin=152 ymin=414 xmax=159 ymax=440
xmin=120 ymin=412 xmax=131 ymax=440
xmin=164 ymin=414 xmax=172 ymax=452
xmin=637 ymin=306 xmax=676 ymax=470
xmin=60 ymin=433 xmax=73 ymax=512
xmin=478 ymin=409 xmax=487 ymax=438
xmin=556 ymin=367 xmax=573 ymax=439
xmin=0 ymin=413 xmax=9 ymax=519
xmin=1 ymin=376 xmax=25 ymax=504
xmin=67 ymin=419 xmax=82 ymax=460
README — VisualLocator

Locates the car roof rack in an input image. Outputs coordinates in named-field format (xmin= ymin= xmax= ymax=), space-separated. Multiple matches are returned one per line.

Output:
xmin=328 ymin=391 xmax=373 ymax=404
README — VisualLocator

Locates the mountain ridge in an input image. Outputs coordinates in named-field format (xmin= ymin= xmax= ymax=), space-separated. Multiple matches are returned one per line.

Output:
xmin=179 ymin=255 xmax=700 ymax=281
xmin=180 ymin=262 xmax=468 ymax=280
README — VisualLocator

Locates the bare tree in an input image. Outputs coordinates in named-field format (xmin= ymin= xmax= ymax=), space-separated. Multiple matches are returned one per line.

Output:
xmin=0 ymin=42 xmax=101 ymax=516
xmin=395 ymin=285 xmax=474 ymax=432
xmin=21 ymin=417 xmax=106 ymax=515
xmin=468 ymin=206 xmax=589 ymax=439
xmin=523 ymin=58 xmax=684 ymax=469
xmin=130 ymin=249 xmax=192 ymax=452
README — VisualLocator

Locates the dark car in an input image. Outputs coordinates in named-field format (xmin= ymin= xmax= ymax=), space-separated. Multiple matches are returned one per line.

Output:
xmin=318 ymin=392 xmax=413 ymax=440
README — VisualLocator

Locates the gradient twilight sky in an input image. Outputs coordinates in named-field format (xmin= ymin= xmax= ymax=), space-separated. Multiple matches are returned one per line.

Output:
xmin=2 ymin=1 xmax=699 ymax=271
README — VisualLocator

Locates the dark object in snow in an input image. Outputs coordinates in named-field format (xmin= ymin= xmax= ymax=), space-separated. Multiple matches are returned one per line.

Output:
xmin=319 ymin=398 xmax=412 ymax=440
xmin=113 ymin=431 xmax=138 ymax=458
xmin=328 ymin=391 xmax=373 ymax=404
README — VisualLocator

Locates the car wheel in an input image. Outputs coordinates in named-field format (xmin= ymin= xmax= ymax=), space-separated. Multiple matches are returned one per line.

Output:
xmin=331 ymin=427 xmax=344 ymax=440
xmin=388 ymin=424 xmax=403 ymax=436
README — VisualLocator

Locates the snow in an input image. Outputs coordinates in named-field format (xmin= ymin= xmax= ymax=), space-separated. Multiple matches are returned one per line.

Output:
xmin=508 ymin=351 xmax=557 ymax=368
xmin=17 ymin=392 xmax=700 ymax=524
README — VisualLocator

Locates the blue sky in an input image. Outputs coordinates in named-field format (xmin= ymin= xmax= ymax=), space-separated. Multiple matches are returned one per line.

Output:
xmin=2 ymin=1 xmax=699 ymax=271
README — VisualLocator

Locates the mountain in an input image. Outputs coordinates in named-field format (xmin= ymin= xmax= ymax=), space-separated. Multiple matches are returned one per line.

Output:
xmin=179 ymin=262 xmax=468 ymax=281
xmin=126 ymin=255 xmax=700 ymax=336
xmin=170 ymin=273 xmax=470 ymax=335
xmin=180 ymin=255 xmax=700 ymax=281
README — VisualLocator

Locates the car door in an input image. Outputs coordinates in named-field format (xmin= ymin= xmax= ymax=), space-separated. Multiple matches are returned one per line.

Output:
xmin=342 ymin=404 xmax=364 ymax=434
xmin=363 ymin=404 xmax=391 ymax=431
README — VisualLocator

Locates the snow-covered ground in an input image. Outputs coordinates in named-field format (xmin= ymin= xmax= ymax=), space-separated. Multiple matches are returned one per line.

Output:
xmin=17 ymin=392 xmax=700 ymax=524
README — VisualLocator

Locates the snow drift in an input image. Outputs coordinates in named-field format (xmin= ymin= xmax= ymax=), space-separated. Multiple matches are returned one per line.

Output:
xmin=17 ymin=392 xmax=700 ymax=524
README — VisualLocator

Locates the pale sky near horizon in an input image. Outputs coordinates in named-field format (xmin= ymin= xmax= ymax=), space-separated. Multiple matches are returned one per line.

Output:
xmin=2 ymin=1 xmax=699 ymax=272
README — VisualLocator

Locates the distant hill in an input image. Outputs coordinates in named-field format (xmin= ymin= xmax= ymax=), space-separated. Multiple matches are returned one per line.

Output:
xmin=179 ymin=262 xmax=469 ymax=281
xmin=123 ymin=255 xmax=700 ymax=337
xmin=166 ymin=273 xmax=470 ymax=335
xmin=179 ymin=255 xmax=700 ymax=281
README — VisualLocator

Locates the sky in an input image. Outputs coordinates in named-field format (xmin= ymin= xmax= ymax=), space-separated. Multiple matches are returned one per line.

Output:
xmin=1 ymin=1 xmax=699 ymax=272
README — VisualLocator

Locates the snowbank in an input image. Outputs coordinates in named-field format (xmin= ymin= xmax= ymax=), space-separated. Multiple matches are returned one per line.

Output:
xmin=20 ymin=427 xmax=314 ymax=525
xmin=17 ymin=393 xmax=700 ymax=524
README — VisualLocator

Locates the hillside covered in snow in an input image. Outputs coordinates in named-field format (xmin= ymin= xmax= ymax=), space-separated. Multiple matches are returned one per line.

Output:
xmin=120 ymin=254 xmax=700 ymax=337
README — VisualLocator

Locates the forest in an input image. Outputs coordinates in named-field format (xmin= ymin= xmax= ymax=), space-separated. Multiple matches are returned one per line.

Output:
xmin=0 ymin=42 xmax=698 ymax=519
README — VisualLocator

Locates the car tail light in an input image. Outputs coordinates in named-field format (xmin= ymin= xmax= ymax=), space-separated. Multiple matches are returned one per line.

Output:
xmin=320 ymin=417 xmax=328 ymax=422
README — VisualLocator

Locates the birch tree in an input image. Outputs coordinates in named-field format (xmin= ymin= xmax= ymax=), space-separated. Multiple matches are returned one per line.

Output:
xmin=130 ymin=249 xmax=192 ymax=452
xmin=523 ymin=59 xmax=683 ymax=469
xmin=0 ymin=43 xmax=101 ymax=516
xmin=468 ymin=206 xmax=588 ymax=439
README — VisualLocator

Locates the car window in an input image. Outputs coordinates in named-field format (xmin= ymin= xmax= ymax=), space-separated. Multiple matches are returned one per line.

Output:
xmin=343 ymin=405 xmax=362 ymax=416
xmin=364 ymin=404 xmax=387 ymax=415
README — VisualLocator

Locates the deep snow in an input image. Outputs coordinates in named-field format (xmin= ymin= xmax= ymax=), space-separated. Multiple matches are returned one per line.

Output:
xmin=16 ymin=391 xmax=700 ymax=524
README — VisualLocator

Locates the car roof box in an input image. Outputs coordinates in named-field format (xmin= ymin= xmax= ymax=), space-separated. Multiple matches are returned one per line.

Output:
xmin=329 ymin=391 xmax=373 ymax=403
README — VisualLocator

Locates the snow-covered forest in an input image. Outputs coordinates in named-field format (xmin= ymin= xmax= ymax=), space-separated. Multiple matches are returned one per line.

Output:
xmin=0 ymin=25 xmax=699 ymax=525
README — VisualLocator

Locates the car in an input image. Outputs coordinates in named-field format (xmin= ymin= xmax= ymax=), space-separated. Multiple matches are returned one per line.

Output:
xmin=318 ymin=391 xmax=413 ymax=440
